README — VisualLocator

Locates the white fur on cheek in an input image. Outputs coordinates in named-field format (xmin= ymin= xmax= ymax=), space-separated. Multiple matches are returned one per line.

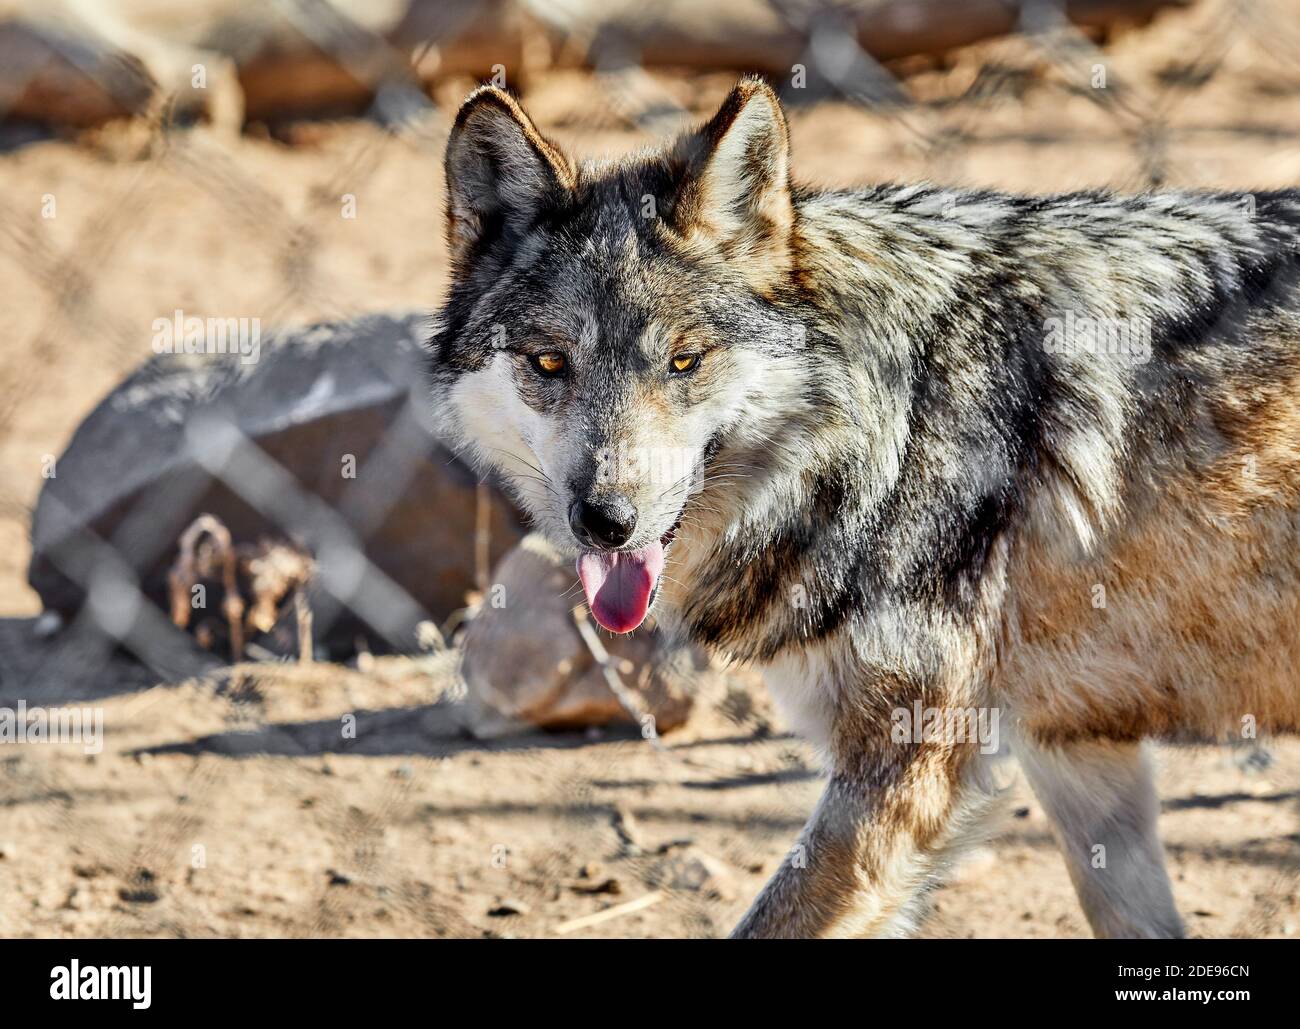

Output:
xmin=449 ymin=356 xmax=561 ymax=525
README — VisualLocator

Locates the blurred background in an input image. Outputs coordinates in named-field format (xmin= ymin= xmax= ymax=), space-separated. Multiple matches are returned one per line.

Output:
xmin=0 ymin=0 xmax=1297 ymax=939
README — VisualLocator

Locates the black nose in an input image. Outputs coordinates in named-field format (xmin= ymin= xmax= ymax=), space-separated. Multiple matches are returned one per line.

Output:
xmin=569 ymin=496 xmax=638 ymax=549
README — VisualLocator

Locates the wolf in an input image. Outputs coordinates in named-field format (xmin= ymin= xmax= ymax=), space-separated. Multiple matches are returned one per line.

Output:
xmin=428 ymin=77 xmax=1300 ymax=938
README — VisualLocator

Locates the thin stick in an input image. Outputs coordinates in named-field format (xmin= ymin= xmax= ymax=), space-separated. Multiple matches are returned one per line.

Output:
xmin=572 ymin=609 xmax=665 ymax=750
xmin=553 ymin=891 xmax=664 ymax=935
xmin=474 ymin=481 xmax=491 ymax=594
xmin=294 ymin=587 xmax=313 ymax=664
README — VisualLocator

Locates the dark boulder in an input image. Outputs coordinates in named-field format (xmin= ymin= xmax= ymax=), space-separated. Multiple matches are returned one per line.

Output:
xmin=29 ymin=311 xmax=525 ymax=654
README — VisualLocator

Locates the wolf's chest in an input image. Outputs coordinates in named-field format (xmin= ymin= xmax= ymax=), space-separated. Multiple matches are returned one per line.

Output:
xmin=759 ymin=649 xmax=841 ymax=754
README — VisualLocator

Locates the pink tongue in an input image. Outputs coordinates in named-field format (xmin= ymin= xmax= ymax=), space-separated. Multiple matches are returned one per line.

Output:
xmin=577 ymin=542 xmax=665 ymax=634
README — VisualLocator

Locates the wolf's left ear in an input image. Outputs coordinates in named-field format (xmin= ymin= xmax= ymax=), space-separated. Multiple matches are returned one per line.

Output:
xmin=444 ymin=86 xmax=575 ymax=268
xmin=670 ymin=78 xmax=793 ymax=272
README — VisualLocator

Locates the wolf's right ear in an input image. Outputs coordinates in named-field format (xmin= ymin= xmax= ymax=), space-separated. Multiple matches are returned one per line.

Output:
xmin=668 ymin=78 xmax=793 ymax=279
xmin=444 ymin=87 xmax=575 ymax=268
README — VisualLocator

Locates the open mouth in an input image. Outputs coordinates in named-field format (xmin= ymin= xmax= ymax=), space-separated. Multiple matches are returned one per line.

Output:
xmin=576 ymin=513 xmax=682 ymax=634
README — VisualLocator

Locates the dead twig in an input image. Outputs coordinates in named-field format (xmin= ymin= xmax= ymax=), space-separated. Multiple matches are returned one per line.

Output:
xmin=572 ymin=608 xmax=665 ymax=750
xmin=294 ymin=586 xmax=313 ymax=664
xmin=553 ymin=891 xmax=664 ymax=935
xmin=474 ymin=481 xmax=492 ymax=594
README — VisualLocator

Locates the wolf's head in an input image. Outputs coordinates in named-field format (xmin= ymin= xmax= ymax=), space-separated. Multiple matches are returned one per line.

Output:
xmin=429 ymin=79 xmax=813 ymax=635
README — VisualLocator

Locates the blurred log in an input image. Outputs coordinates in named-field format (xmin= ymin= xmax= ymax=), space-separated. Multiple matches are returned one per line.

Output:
xmin=533 ymin=0 xmax=1192 ymax=72
xmin=0 ymin=4 xmax=242 ymax=130
xmin=1 ymin=0 xmax=1190 ymax=130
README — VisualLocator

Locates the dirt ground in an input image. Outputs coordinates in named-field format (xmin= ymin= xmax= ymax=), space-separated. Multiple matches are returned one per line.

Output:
xmin=0 ymin=649 xmax=1297 ymax=939
xmin=1 ymin=0 xmax=1299 ymax=937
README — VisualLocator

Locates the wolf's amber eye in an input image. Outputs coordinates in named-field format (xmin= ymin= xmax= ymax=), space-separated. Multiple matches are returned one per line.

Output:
xmin=530 ymin=352 xmax=567 ymax=377
xmin=670 ymin=353 xmax=701 ymax=374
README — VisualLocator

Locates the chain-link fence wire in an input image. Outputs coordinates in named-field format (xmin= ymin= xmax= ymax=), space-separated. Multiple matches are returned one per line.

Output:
xmin=0 ymin=0 xmax=1297 ymax=937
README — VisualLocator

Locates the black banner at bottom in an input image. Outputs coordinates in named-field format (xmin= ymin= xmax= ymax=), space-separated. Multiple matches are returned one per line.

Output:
xmin=0 ymin=938 xmax=1288 ymax=1015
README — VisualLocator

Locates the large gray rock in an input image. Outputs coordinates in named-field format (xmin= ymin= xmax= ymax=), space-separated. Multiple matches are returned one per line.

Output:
xmin=29 ymin=311 xmax=525 ymax=654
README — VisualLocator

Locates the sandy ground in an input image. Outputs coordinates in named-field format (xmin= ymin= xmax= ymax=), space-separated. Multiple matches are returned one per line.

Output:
xmin=1 ymin=0 xmax=1299 ymax=937
xmin=1 ymin=647 xmax=1296 ymax=939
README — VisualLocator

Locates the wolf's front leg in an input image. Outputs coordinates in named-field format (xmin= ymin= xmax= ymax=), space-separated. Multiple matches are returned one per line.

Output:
xmin=731 ymin=736 xmax=995 ymax=938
